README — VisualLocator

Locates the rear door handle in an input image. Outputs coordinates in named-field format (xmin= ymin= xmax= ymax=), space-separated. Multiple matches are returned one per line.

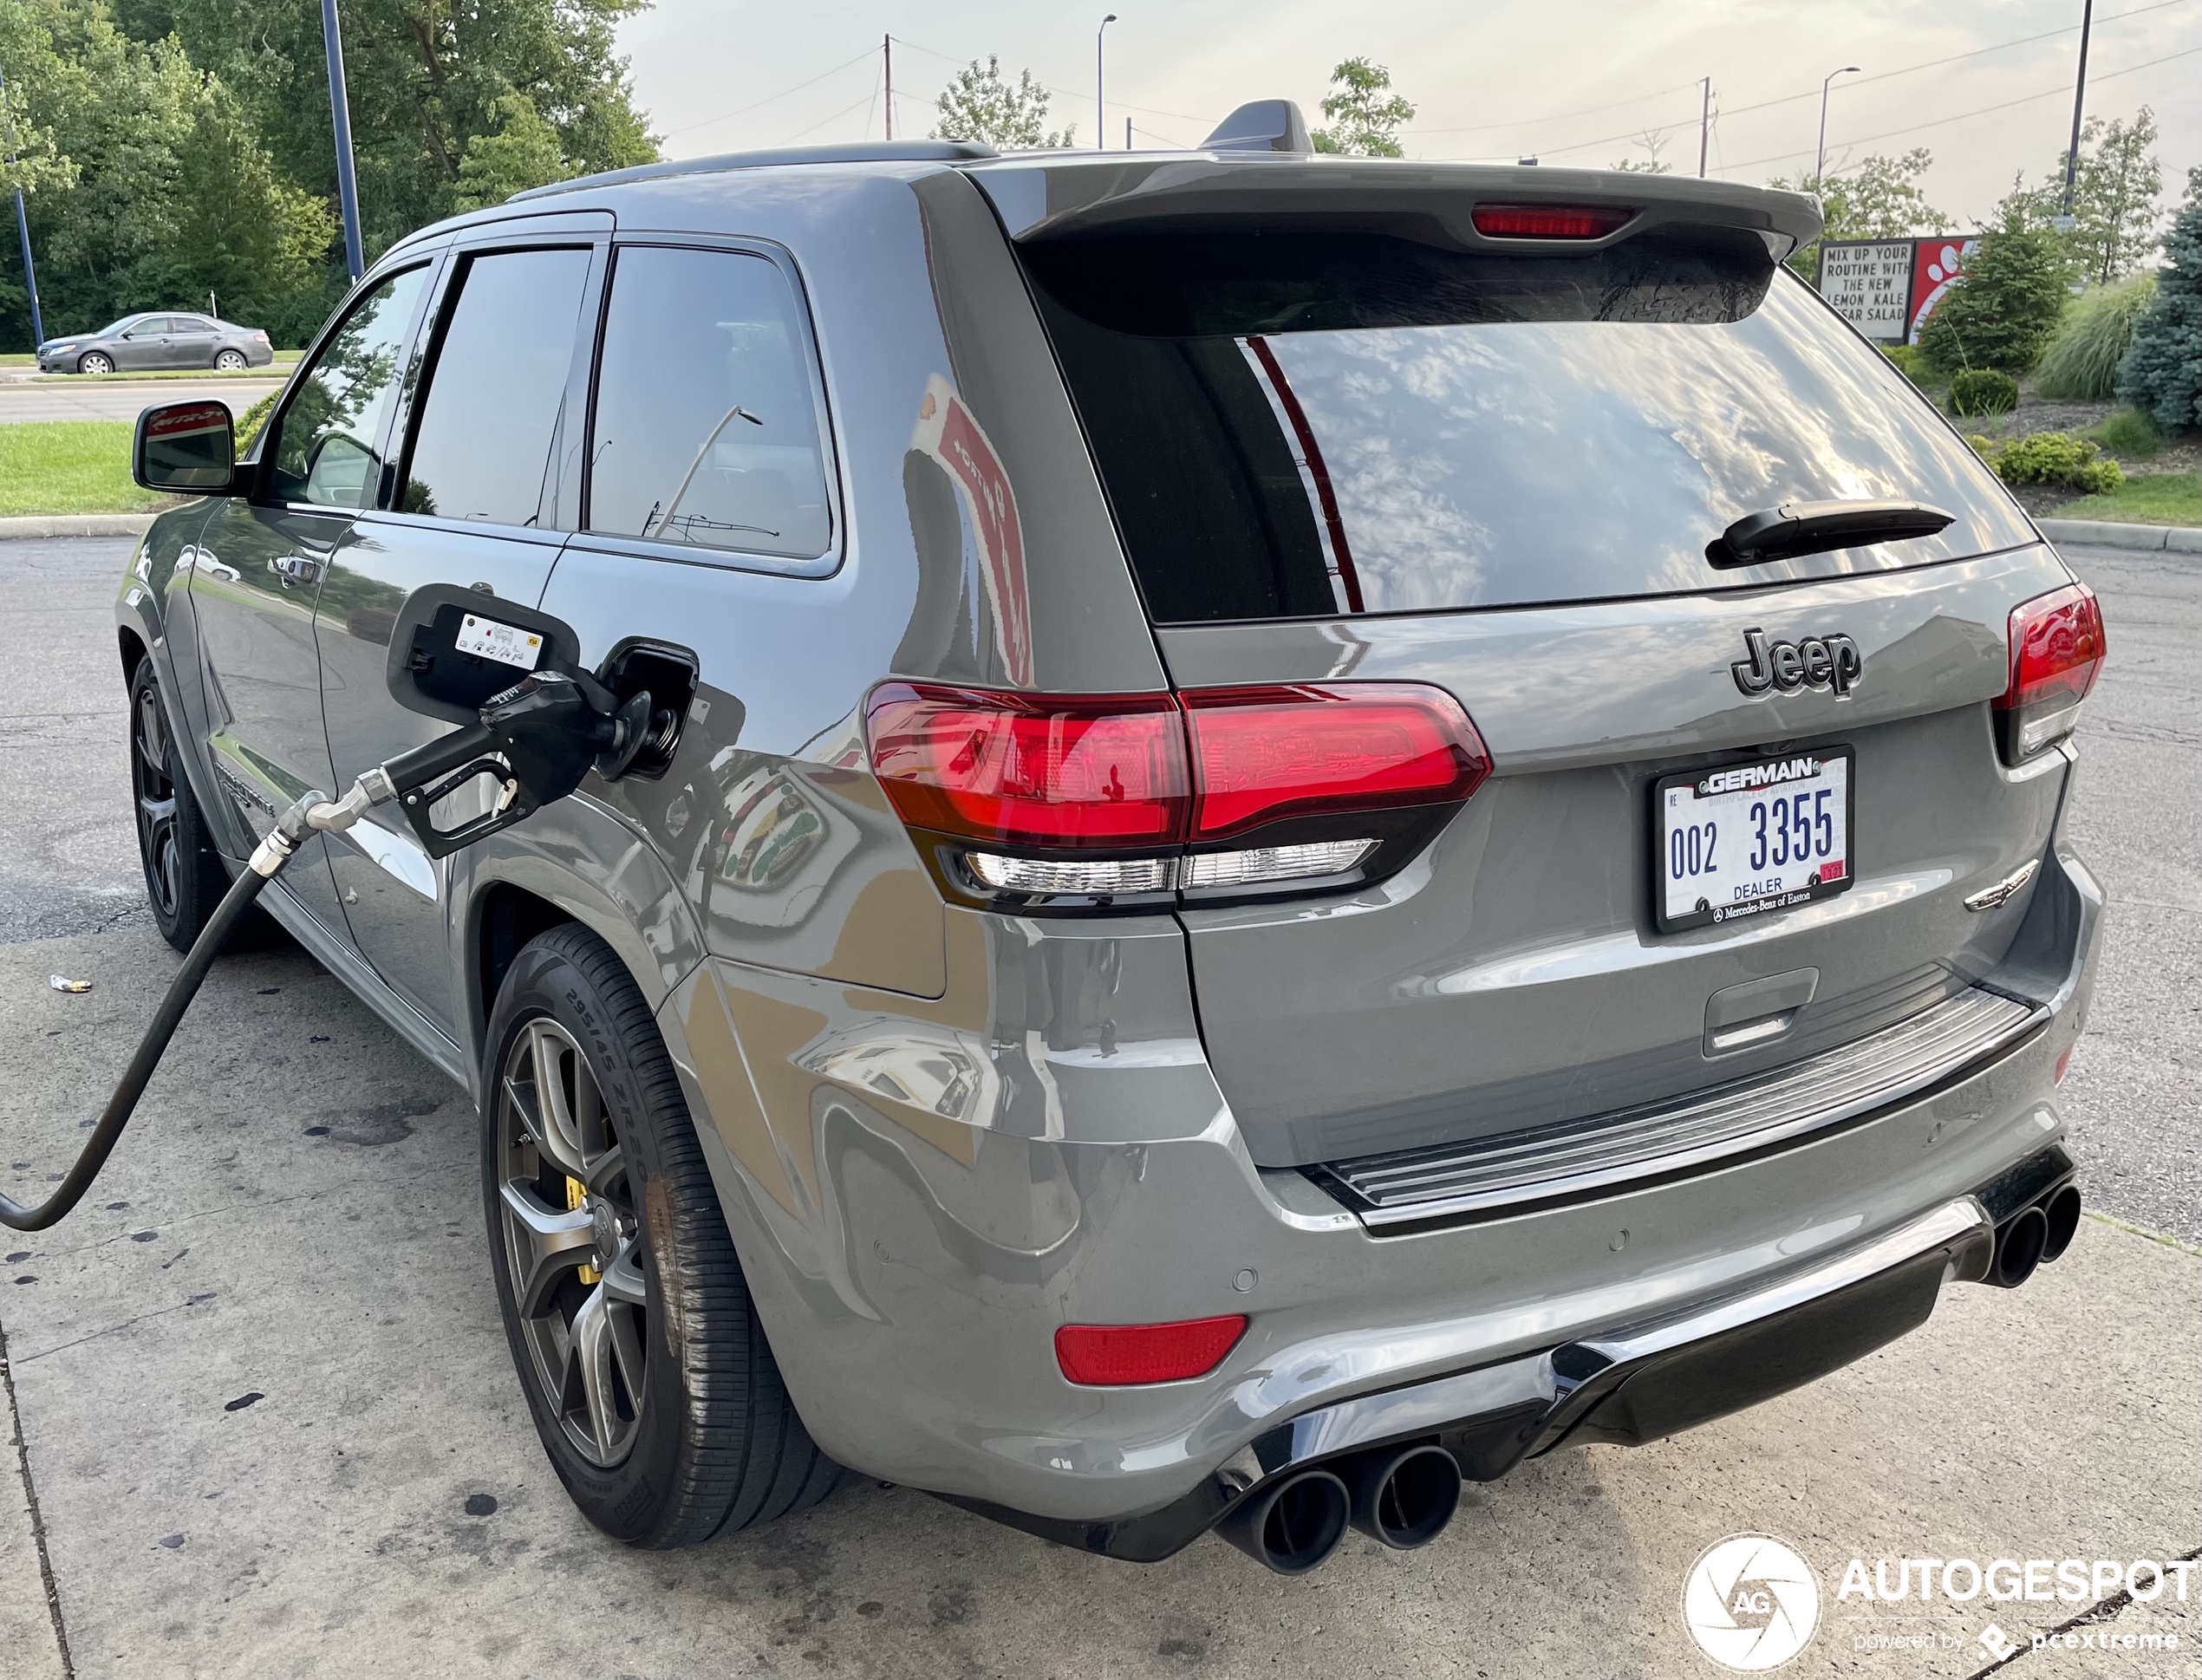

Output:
xmin=271 ymin=553 xmax=327 ymax=589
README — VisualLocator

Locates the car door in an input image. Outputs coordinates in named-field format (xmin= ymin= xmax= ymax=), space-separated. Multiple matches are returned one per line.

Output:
xmin=314 ymin=231 xmax=603 ymax=1043
xmin=168 ymin=314 xmax=220 ymax=368
xmin=113 ymin=316 xmax=171 ymax=370
xmin=187 ymin=264 xmax=439 ymax=944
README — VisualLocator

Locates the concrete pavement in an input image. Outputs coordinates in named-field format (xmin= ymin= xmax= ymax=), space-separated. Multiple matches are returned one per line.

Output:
xmin=0 ymin=537 xmax=2193 ymax=1677
xmin=0 ymin=380 xmax=283 ymax=425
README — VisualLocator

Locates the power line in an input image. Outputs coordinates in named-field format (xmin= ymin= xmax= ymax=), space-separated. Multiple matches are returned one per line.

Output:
xmin=1404 ymin=79 xmax=1705 ymax=137
xmin=1723 ymin=42 xmax=2202 ymax=173
xmin=774 ymin=87 xmax=882 ymax=148
xmin=661 ymin=46 xmax=876 ymax=139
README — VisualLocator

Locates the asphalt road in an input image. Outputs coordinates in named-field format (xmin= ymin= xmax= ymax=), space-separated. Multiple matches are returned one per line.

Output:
xmin=0 ymin=536 xmax=2192 ymax=1678
xmin=0 ymin=378 xmax=284 ymax=424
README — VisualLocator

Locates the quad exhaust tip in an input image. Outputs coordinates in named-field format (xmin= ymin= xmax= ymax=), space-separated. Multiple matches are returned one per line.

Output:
xmin=1215 ymin=1468 xmax=1351 ymax=1574
xmin=1349 ymin=1443 xmax=1463 ymax=1550
xmin=1984 ymin=1182 xmax=2081 ymax=1289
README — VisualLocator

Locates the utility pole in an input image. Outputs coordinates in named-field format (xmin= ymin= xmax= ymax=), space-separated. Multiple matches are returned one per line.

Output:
xmin=321 ymin=0 xmax=365 ymax=282
xmin=1697 ymin=77 xmax=1711 ymax=179
xmin=0 ymin=64 xmax=43 ymax=347
xmin=1097 ymin=14 xmax=1117 ymax=150
xmin=883 ymin=35 xmax=893 ymax=142
xmin=1125 ymin=116 xmax=1132 ymax=150
xmin=1815 ymin=65 xmax=1860 ymax=190
xmin=2060 ymin=0 xmax=2095 ymax=218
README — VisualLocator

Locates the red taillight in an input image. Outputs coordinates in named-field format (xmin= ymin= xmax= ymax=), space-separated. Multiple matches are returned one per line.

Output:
xmin=864 ymin=681 xmax=1490 ymax=899
xmin=1182 ymin=685 xmax=1489 ymax=839
xmin=1470 ymin=203 xmax=1635 ymax=239
xmin=1054 ymin=1315 xmax=1246 ymax=1385
xmin=1995 ymin=583 xmax=2105 ymax=762
xmin=865 ymin=684 xmax=1188 ymax=847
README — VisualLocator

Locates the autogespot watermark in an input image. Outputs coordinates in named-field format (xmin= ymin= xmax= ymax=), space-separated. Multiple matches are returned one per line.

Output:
xmin=1681 ymin=1536 xmax=2192 ymax=1670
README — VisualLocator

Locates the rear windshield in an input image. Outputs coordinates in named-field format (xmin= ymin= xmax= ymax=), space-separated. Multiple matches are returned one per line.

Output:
xmin=1020 ymin=230 xmax=2033 ymax=622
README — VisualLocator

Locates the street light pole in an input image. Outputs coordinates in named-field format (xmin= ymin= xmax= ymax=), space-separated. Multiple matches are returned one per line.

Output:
xmin=2061 ymin=0 xmax=2095 ymax=217
xmin=1097 ymin=15 xmax=1117 ymax=151
xmin=1815 ymin=65 xmax=1861 ymax=190
xmin=0 ymin=64 xmax=43 ymax=347
xmin=1697 ymin=76 xmax=1711 ymax=179
xmin=321 ymin=0 xmax=365 ymax=282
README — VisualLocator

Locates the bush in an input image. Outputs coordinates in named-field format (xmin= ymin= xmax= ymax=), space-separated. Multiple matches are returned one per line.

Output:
xmin=2035 ymin=274 xmax=2158 ymax=400
xmin=1950 ymin=368 xmax=2020 ymax=416
xmin=1979 ymin=431 xmax=2125 ymax=493
xmin=1919 ymin=218 xmax=2071 ymax=374
xmin=2087 ymin=407 xmax=2164 ymax=459
xmin=234 ymin=388 xmax=280 ymax=452
xmin=2119 ymin=164 xmax=2202 ymax=432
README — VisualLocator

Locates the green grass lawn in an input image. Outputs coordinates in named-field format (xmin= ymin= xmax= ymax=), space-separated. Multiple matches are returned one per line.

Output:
xmin=0 ymin=420 xmax=169 ymax=516
xmin=2050 ymin=471 xmax=2202 ymax=527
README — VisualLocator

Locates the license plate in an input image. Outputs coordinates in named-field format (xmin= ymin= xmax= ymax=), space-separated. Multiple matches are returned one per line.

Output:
xmin=1654 ymin=748 xmax=1854 ymax=933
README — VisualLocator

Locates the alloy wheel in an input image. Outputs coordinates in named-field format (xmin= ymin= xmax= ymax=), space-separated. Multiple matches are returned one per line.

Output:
xmin=79 ymin=352 xmax=112 ymax=374
xmin=215 ymin=349 xmax=247 ymax=371
xmin=495 ymin=1016 xmax=650 ymax=1467
xmin=132 ymin=682 xmax=182 ymax=923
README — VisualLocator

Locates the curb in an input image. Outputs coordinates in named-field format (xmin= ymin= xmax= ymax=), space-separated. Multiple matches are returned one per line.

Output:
xmin=2038 ymin=518 xmax=2202 ymax=554
xmin=0 ymin=513 xmax=159 ymax=539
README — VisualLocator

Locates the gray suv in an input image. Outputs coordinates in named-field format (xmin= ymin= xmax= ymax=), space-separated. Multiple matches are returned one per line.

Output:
xmin=114 ymin=108 xmax=2104 ymax=1573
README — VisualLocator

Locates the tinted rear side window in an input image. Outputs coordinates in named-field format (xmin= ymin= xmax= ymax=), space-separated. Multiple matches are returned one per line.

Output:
xmin=586 ymin=244 xmax=833 ymax=562
xmin=1022 ymin=231 xmax=2033 ymax=621
xmin=401 ymin=246 xmax=592 ymax=526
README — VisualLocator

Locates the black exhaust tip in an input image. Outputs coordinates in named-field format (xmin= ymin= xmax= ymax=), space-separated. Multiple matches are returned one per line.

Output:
xmin=1989 ymin=1204 xmax=2049 ymax=1289
xmin=1215 ymin=1468 xmax=1351 ymax=1574
xmin=2040 ymin=1184 xmax=2082 ymax=1263
xmin=1348 ymin=1443 xmax=1463 ymax=1550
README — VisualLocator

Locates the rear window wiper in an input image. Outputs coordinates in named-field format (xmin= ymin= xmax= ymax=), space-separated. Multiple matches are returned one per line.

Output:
xmin=1707 ymin=498 xmax=1954 ymax=568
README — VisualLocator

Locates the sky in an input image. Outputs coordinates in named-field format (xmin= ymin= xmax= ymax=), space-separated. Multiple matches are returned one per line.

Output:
xmin=618 ymin=0 xmax=2201 ymax=228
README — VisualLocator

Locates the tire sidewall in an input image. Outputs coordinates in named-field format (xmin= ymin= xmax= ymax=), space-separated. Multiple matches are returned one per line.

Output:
xmin=129 ymin=659 xmax=218 ymax=949
xmin=480 ymin=934 xmax=695 ymax=1543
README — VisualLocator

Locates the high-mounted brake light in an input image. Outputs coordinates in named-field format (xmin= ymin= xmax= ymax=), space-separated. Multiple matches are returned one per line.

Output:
xmin=1470 ymin=204 xmax=1635 ymax=240
xmin=1055 ymin=1315 xmax=1247 ymax=1385
xmin=863 ymin=681 xmax=1492 ymax=905
xmin=1995 ymin=583 xmax=2105 ymax=763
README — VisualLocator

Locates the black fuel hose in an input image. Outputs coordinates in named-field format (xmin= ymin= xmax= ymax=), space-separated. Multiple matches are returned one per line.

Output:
xmin=0 ymin=807 xmax=302 ymax=1232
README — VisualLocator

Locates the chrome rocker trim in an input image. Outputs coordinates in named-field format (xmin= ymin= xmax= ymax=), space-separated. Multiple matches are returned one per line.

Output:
xmin=1313 ymin=987 xmax=2042 ymax=1227
xmin=949 ymin=1187 xmax=2001 ymax=1562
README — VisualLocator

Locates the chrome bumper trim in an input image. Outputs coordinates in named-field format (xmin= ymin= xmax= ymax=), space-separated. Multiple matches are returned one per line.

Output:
xmin=1317 ymin=987 xmax=2042 ymax=1227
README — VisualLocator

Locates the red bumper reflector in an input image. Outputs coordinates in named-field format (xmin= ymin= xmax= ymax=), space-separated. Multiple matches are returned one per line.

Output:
xmin=1183 ymin=684 xmax=1490 ymax=839
xmin=1055 ymin=1315 xmax=1247 ymax=1385
xmin=1471 ymin=203 xmax=1635 ymax=239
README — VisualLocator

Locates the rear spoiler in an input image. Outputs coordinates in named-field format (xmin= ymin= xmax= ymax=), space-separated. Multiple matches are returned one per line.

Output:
xmin=961 ymin=155 xmax=1821 ymax=263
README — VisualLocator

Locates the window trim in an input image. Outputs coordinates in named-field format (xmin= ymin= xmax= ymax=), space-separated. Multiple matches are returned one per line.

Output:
xmin=574 ymin=234 xmax=846 ymax=580
xmin=251 ymin=254 xmax=446 ymax=516
xmin=377 ymin=238 xmax=608 ymax=541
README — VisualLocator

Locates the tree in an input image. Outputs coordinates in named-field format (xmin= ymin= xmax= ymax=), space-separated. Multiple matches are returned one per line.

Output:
xmin=2118 ymin=164 xmax=2201 ymax=431
xmin=1917 ymin=205 xmax=2070 ymax=375
xmin=1770 ymin=149 xmax=1951 ymax=281
xmin=2006 ymin=108 xmax=2163 ymax=287
xmin=1311 ymin=57 xmax=1413 ymax=158
xmin=1612 ymin=128 xmax=1672 ymax=174
xmin=930 ymin=56 xmax=1072 ymax=148
xmin=453 ymin=92 xmax=572 ymax=210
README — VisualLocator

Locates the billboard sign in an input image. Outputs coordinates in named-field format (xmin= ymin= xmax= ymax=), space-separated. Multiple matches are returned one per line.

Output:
xmin=1906 ymin=237 xmax=1979 ymax=344
xmin=1817 ymin=240 xmax=1915 ymax=342
xmin=1814 ymin=234 xmax=1982 ymax=346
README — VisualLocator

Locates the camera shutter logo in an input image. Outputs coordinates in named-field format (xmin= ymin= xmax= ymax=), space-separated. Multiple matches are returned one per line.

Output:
xmin=1681 ymin=1533 xmax=1822 ymax=1671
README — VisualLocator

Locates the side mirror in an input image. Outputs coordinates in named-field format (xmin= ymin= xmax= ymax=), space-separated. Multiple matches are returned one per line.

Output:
xmin=133 ymin=400 xmax=239 ymax=495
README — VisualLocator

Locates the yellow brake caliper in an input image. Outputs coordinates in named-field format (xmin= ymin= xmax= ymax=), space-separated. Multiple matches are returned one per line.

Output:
xmin=566 ymin=1175 xmax=601 ymax=1285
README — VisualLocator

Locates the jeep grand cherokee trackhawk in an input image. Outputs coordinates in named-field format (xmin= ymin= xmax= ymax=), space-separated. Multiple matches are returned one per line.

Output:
xmin=114 ymin=101 xmax=2104 ymax=1573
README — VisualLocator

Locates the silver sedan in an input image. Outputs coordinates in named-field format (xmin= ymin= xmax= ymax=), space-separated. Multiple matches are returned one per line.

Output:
xmin=36 ymin=310 xmax=275 ymax=374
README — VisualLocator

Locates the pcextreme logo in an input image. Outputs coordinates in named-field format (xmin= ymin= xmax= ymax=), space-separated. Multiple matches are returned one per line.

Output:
xmin=1680 ymin=1533 xmax=1823 ymax=1672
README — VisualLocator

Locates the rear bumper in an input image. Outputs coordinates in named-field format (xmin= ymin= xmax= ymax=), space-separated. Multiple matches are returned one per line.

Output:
xmin=955 ymin=1191 xmax=2000 ymax=1560
xmin=665 ymin=830 xmax=2101 ymax=1536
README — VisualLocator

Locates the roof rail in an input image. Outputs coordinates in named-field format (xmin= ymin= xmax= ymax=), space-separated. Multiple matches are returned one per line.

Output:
xmin=509 ymin=138 xmax=999 ymax=203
